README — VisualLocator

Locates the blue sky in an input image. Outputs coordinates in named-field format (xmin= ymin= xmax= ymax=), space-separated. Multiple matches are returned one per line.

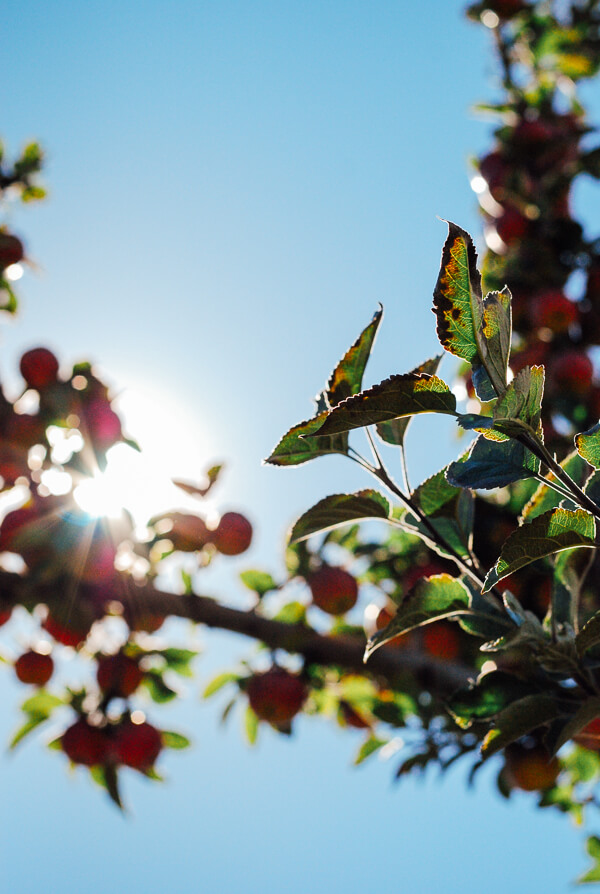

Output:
xmin=0 ymin=2 xmax=593 ymax=890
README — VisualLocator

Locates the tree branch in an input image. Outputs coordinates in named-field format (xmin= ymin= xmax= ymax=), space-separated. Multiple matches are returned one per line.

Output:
xmin=0 ymin=570 xmax=473 ymax=694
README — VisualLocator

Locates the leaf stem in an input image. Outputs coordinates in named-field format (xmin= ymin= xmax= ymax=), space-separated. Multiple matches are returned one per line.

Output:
xmin=362 ymin=440 xmax=503 ymax=605
xmin=522 ymin=433 xmax=600 ymax=522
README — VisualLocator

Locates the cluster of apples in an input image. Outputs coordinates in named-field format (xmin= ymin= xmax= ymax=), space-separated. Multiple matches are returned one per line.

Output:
xmin=470 ymin=19 xmax=600 ymax=442
xmin=153 ymin=509 xmax=253 ymax=557
xmin=60 ymin=652 xmax=162 ymax=773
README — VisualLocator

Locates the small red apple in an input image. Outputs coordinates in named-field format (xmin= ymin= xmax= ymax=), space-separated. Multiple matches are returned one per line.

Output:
xmin=530 ymin=290 xmax=578 ymax=333
xmin=14 ymin=649 xmax=54 ymax=686
xmin=246 ymin=667 xmax=307 ymax=725
xmin=495 ymin=206 xmax=530 ymax=246
xmin=309 ymin=565 xmax=359 ymax=615
xmin=61 ymin=718 xmax=110 ymax=766
xmin=20 ymin=348 xmax=59 ymax=390
xmin=213 ymin=511 xmax=253 ymax=556
xmin=550 ymin=349 xmax=594 ymax=395
xmin=97 ymin=653 xmax=143 ymax=698
xmin=504 ymin=743 xmax=560 ymax=792
xmin=573 ymin=717 xmax=600 ymax=751
xmin=113 ymin=718 xmax=162 ymax=771
xmin=422 ymin=621 xmax=461 ymax=661
xmin=0 ymin=233 xmax=24 ymax=268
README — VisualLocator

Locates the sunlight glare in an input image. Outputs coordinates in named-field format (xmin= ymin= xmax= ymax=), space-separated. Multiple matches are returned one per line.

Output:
xmin=72 ymin=383 xmax=218 ymax=529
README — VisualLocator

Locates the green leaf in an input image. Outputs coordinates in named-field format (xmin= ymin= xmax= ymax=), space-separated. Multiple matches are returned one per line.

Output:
xmin=161 ymin=730 xmax=192 ymax=749
xmin=289 ymin=490 xmax=390 ymax=543
xmin=272 ymin=601 xmax=307 ymax=624
xmin=172 ymin=464 xmax=223 ymax=499
xmin=522 ymin=450 xmax=589 ymax=520
xmin=143 ymin=671 xmax=178 ymax=703
xmin=90 ymin=764 xmax=123 ymax=810
xmin=492 ymin=365 xmax=544 ymax=435
xmin=364 ymin=574 xmax=469 ymax=659
xmin=265 ymin=411 xmax=348 ymax=466
xmin=481 ymin=695 xmax=562 ymax=757
xmin=446 ymin=435 xmax=539 ymax=490
xmin=376 ymin=355 xmax=442 ymax=445
xmin=550 ymin=549 xmax=582 ymax=631
xmin=458 ymin=579 xmax=512 ymax=639
xmin=404 ymin=461 xmax=474 ymax=559
xmin=579 ymin=836 xmax=600 ymax=885
xmin=478 ymin=287 xmax=512 ymax=395
xmin=576 ymin=423 xmax=600 ymax=469
xmin=576 ymin=611 xmax=600 ymax=658
xmin=10 ymin=713 xmax=50 ymax=749
xmin=412 ymin=462 xmax=463 ymax=517
xmin=354 ymin=734 xmax=387 ymax=766
xmin=21 ymin=185 xmax=46 ymax=202
xmin=326 ymin=306 xmax=383 ymax=404
xmin=181 ymin=569 xmax=193 ymax=595
xmin=203 ymin=671 xmax=241 ymax=698
xmin=447 ymin=671 xmax=538 ymax=730
xmin=584 ymin=469 xmax=600 ymax=506
xmin=0 ymin=279 xmax=18 ymax=314
xmin=21 ymin=691 xmax=64 ymax=717
xmin=244 ymin=706 xmax=259 ymax=744
xmin=159 ymin=648 xmax=197 ymax=677
xmin=432 ymin=221 xmax=482 ymax=364
xmin=551 ymin=698 xmax=600 ymax=755
xmin=312 ymin=373 xmax=457 ymax=438
xmin=471 ymin=362 xmax=496 ymax=402
xmin=483 ymin=508 xmax=596 ymax=593
xmin=239 ymin=570 xmax=278 ymax=597
xmin=265 ymin=307 xmax=382 ymax=466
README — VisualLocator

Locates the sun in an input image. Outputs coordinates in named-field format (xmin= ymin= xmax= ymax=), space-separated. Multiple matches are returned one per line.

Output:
xmin=66 ymin=384 xmax=219 ymax=529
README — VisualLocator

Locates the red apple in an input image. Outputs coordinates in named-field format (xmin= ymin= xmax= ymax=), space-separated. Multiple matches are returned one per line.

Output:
xmin=309 ymin=565 xmax=358 ymax=615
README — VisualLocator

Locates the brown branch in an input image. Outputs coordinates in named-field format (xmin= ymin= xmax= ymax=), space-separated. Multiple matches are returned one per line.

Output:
xmin=0 ymin=571 xmax=473 ymax=694
xmin=117 ymin=582 xmax=473 ymax=694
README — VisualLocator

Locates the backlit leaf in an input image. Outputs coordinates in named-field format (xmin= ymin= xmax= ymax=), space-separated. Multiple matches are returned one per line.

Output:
xmin=245 ymin=706 xmax=259 ymax=745
xmin=576 ymin=422 xmax=600 ymax=469
xmin=161 ymin=731 xmax=192 ymax=750
xmin=551 ymin=698 xmax=600 ymax=755
xmin=404 ymin=461 xmax=474 ymax=559
xmin=471 ymin=361 xmax=496 ymax=402
xmin=579 ymin=836 xmax=600 ymax=885
xmin=432 ymin=221 xmax=482 ymax=364
xmin=327 ymin=306 xmax=383 ymax=404
xmin=376 ymin=355 xmax=442 ymax=445
xmin=289 ymin=490 xmax=390 ymax=543
xmin=265 ymin=412 xmax=348 ymax=466
xmin=479 ymin=287 xmax=512 ymax=394
xmin=90 ymin=764 xmax=124 ymax=810
xmin=483 ymin=508 xmax=596 ymax=593
xmin=364 ymin=574 xmax=469 ymax=659
xmin=354 ymin=734 xmax=387 ymax=766
xmin=203 ymin=672 xmax=241 ymax=698
xmin=447 ymin=671 xmax=538 ymax=729
xmin=312 ymin=373 xmax=457 ymax=438
xmin=481 ymin=695 xmax=562 ymax=757
xmin=576 ymin=611 xmax=600 ymax=658
xmin=10 ymin=713 xmax=50 ymax=750
xmin=446 ymin=434 xmax=539 ymax=490
xmin=239 ymin=570 xmax=278 ymax=597
xmin=522 ymin=450 xmax=589 ymax=520
xmin=492 ymin=365 xmax=544 ymax=434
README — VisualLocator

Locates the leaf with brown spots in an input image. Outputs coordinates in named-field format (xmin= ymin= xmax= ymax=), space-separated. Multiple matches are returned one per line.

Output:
xmin=432 ymin=221 xmax=483 ymax=365
xmin=326 ymin=306 xmax=383 ymax=405
xmin=310 ymin=373 xmax=457 ymax=438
